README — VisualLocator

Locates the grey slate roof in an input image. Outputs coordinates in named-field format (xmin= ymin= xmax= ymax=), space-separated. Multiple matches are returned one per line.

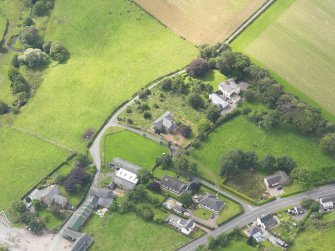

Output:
xmin=97 ymin=197 xmax=114 ymax=208
xmin=41 ymin=185 xmax=60 ymax=206
xmin=67 ymin=201 xmax=95 ymax=231
xmin=264 ymin=171 xmax=290 ymax=187
xmin=259 ymin=214 xmax=277 ymax=228
xmin=89 ymin=188 xmax=114 ymax=199
xmin=111 ymin=158 xmax=141 ymax=174
xmin=179 ymin=219 xmax=194 ymax=231
xmin=54 ymin=194 xmax=68 ymax=207
xmin=321 ymin=196 xmax=335 ymax=203
xmin=160 ymin=175 xmax=186 ymax=194
xmin=199 ymin=194 xmax=225 ymax=213
xmin=152 ymin=111 xmax=177 ymax=132
xmin=70 ymin=233 xmax=93 ymax=251
xmin=248 ymin=226 xmax=262 ymax=236
xmin=63 ymin=228 xmax=82 ymax=240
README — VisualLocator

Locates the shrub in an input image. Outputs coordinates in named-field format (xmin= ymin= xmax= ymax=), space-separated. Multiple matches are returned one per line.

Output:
xmin=147 ymin=181 xmax=161 ymax=192
xmin=160 ymin=78 xmax=172 ymax=91
xmin=188 ymin=92 xmax=204 ymax=110
xmin=50 ymin=42 xmax=70 ymax=63
xmin=0 ymin=101 xmax=9 ymax=115
xmin=42 ymin=41 xmax=52 ymax=54
xmin=143 ymin=111 xmax=152 ymax=120
xmin=19 ymin=26 xmax=43 ymax=49
xmin=8 ymin=68 xmax=30 ymax=94
xmin=15 ymin=92 xmax=30 ymax=107
xmin=243 ymin=89 xmax=257 ymax=103
xmin=18 ymin=48 xmax=49 ymax=68
xmin=11 ymin=54 xmax=20 ymax=68
xmin=33 ymin=1 xmax=47 ymax=16
xmin=320 ymin=133 xmax=335 ymax=155
xmin=23 ymin=17 xmax=34 ymax=27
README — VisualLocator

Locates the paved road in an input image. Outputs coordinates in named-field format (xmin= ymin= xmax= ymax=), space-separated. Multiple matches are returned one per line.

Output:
xmin=177 ymin=184 xmax=335 ymax=251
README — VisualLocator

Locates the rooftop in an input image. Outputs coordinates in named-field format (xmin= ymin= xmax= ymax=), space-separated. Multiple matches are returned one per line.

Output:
xmin=111 ymin=157 xmax=141 ymax=174
xmin=160 ymin=175 xmax=186 ymax=194
xmin=115 ymin=168 xmax=138 ymax=184
xmin=199 ymin=194 xmax=225 ymax=212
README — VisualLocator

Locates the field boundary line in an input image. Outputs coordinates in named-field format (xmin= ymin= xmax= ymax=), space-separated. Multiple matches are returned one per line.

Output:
xmin=0 ymin=122 xmax=74 ymax=152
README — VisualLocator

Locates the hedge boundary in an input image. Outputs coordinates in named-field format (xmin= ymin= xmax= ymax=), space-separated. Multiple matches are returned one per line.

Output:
xmin=219 ymin=183 xmax=256 ymax=205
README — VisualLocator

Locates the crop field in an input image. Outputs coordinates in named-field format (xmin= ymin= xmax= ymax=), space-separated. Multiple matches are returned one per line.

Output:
xmin=0 ymin=126 xmax=70 ymax=210
xmin=232 ymin=0 xmax=335 ymax=118
xmin=3 ymin=0 xmax=197 ymax=152
xmin=190 ymin=115 xmax=334 ymax=184
xmin=83 ymin=212 xmax=190 ymax=251
xmin=104 ymin=130 xmax=168 ymax=169
xmin=135 ymin=0 xmax=266 ymax=45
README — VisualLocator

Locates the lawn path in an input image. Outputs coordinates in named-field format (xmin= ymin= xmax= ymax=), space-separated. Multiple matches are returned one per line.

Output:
xmin=0 ymin=122 xmax=74 ymax=152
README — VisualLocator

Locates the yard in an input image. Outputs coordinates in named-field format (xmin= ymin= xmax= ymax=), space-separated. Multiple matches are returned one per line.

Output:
xmin=232 ymin=0 xmax=335 ymax=120
xmin=289 ymin=211 xmax=335 ymax=251
xmin=3 ymin=0 xmax=197 ymax=153
xmin=190 ymin=114 xmax=334 ymax=185
xmin=37 ymin=208 xmax=68 ymax=231
xmin=135 ymin=0 xmax=266 ymax=45
xmin=271 ymin=211 xmax=298 ymax=243
xmin=213 ymin=239 xmax=256 ymax=251
xmin=104 ymin=129 xmax=168 ymax=169
xmin=82 ymin=212 xmax=191 ymax=251
xmin=0 ymin=127 xmax=70 ymax=210
xmin=216 ymin=197 xmax=242 ymax=225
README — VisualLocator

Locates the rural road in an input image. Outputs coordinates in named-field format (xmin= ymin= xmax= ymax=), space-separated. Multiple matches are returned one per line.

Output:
xmin=177 ymin=184 xmax=335 ymax=251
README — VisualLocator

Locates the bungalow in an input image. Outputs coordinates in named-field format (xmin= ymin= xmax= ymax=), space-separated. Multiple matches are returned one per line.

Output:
xmin=152 ymin=111 xmax=177 ymax=134
xmin=320 ymin=196 xmax=335 ymax=210
xmin=198 ymin=193 xmax=225 ymax=214
xmin=167 ymin=215 xmax=195 ymax=235
xmin=160 ymin=175 xmax=187 ymax=195
xmin=111 ymin=158 xmax=141 ymax=191
xmin=89 ymin=188 xmax=115 ymax=208
xmin=163 ymin=197 xmax=185 ymax=214
xmin=257 ymin=214 xmax=277 ymax=229
xmin=264 ymin=171 xmax=290 ymax=188
xmin=218 ymin=78 xmax=240 ymax=98
xmin=247 ymin=226 xmax=263 ymax=242
xmin=209 ymin=93 xmax=229 ymax=110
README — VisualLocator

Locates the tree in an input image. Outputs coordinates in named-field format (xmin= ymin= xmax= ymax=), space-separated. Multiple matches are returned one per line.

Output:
xmin=188 ymin=92 xmax=204 ymax=110
xmin=243 ymin=89 xmax=257 ymax=103
xmin=8 ymin=68 xmax=30 ymax=94
xmin=50 ymin=42 xmax=70 ymax=63
xmin=186 ymin=58 xmax=209 ymax=78
xmin=143 ymin=111 xmax=152 ymax=120
xmin=180 ymin=124 xmax=192 ymax=138
xmin=147 ymin=181 xmax=161 ymax=192
xmin=160 ymin=78 xmax=172 ymax=91
xmin=276 ymin=156 xmax=296 ymax=174
xmin=23 ymin=17 xmax=34 ymax=27
xmin=19 ymin=26 xmax=43 ymax=49
xmin=55 ymin=174 xmax=67 ymax=185
xmin=74 ymin=154 xmax=91 ymax=168
xmin=42 ymin=41 xmax=52 ymax=54
xmin=188 ymin=182 xmax=200 ymax=193
xmin=137 ymin=169 xmax=153 ymax=184
xmin=171 ymin=77 xmax=188 ymax=94
xmin=33 ymin=1 xmax=47 ymax=16
xmin=197 ymin=119 xmax=213 ymax=134
xmin=63 ymin=167 xmax=91 ymax=193
xmin=28 ymin=218 xmax=45 ymax=233
xmin=128 ymin=185 xmax=147 ymax=203
xmin=156 ymin=153 xmax=173 ymax=169
xmin=180 ymin=192 xmax=193 ymax=208
xmin=20 ymin=211 xmax=34 ymax=224
xmin=320 ymin=133 xmax=335 ymax=155
xmin=174 ymin=155 xmax=189 ymax=172
xmin=260 ymin=111 xmax=279 ymax=130
xmin=11 ymin=54 xmax=20 ymax=68
xmin=18 ymin=48 xmax=49 ymax=68
xmin=206 ymin=104 xmax=221 ymax=123
xmin=262 ymin=154 xmax=277 ymax=172
xmin=300 ymin=199 xmax=319 ymax=212
xmin=0 ymin=101 xmax=9 ymax=115
xmin=247 ymin=236 xmax=257 ymax=247
xmin=15 ymin=202 xmax=27 ymax=213
xmin=199 ymin=43 xmax=223 ymax=59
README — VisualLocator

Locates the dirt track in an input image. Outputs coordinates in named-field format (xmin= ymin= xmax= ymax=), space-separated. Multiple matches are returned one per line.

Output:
xmin=134 ymin=0 xmax=266 ymax=45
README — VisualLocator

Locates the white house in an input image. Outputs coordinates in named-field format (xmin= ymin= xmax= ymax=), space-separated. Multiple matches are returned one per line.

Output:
xmin=320 ymin=196 xmax=335 ymax=210
xmin=209 ymin=93 xmax=229 ymax=110
xmin=167 ymin=215 xmax=195 ymax=235
xmin=218 ymin=78 xmax=240 ymax=98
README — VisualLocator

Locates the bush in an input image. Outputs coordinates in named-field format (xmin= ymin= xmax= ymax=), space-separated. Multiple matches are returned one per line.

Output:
xmin=243 ymin=89 xmax=257 ymax=103
xmin=8 ymin=68 xmax=30 ymax=94
xmin=42 ymin=41 xmax=52 ymax=54
xmin=147 ymin=181 xmax=161 ymax=192
xmin=33 ymin=1 xmax=47 ymax=16
xmin=320 ymin=133 xmax=335 ymax=155
xmin=143 ymin=111 xmax=152 ymax=120
xmin=188 ymin=93 xmax=204 ymax=110
xmin=50 ymin=42 xmax=70 ymax=63
xmin=11 ymin=54 xmax=20 ymax=68
xmin=15 ymin=91 xmax=30 ymax=107
xmin=18 ymin=48 xmax=49 ymax=68
xmin=0 ymin=101 xmax=9 ymax=115
xmin=23 ymin=17 xmax=34 ymax=27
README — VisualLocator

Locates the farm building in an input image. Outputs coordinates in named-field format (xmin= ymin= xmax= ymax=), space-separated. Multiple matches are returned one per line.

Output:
xmin=160 ymin=175 xmax=187 ymax=195
xmin=209 ymin=93 xmax=229 ymax=110
xmin=198 ymin=193 xmax=225 ymax=214
xmin=67 ymin=200 xmax=95 ymax=231
xmin=218 ymin=78 xmax=240 ymax=98
xmin=264 ymin=171 xmax=290 ymax=188
xmin=111 ymin=158 xmax=141 ymax=191
xmin=89 ymin=188 xmax=115 ymax=208
xmin=70 ymin=233 xmax=93 ymax=251
xmin=29 ymin=185 xmax=68 ymax=208
xmin=257 ymin=214 xmax=277 ymax=229
xmin=152 ymin=111 xmax=177 ymax=134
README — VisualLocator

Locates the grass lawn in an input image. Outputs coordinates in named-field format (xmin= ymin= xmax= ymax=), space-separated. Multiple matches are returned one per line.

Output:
xmin=7 ymin=0 xmax=197 ymax=152
xmin=0 ymin=14 xmax=6 ymax=39
xmin=0 ymin=126 xmax=70 ymax=210
xmin=213 ymin=239 xmax=256 ymax=251
xmin=290 ymin=211 xmax=335 ymax=251
xmin=190 ymin=115 xmax=334 ymax=185
xmin=83 ymin=212 xmax=191 ymax=251
xmin=216 ymin=196 xmax=242 ymax=225
xmin=193 ymin=208 xmax=212 ymax=220
xmin=232 ymin=0 xmax=335 ymax=120
xmin=37 ymin=208 xmax=65 ymax=231
xmin=199 ymin=70 xmax=227 ymax=89
xmin=104 ymin=130 xmax=168 ymax=169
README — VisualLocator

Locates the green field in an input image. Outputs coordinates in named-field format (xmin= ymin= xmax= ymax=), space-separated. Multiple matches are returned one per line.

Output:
xmin=0 ymin=126 xmax=70 ymax=210
xmin=213 ymin=239 xmax=256 ymax=251
xmin=104 ymin=130 xmax=168 ymax=169
xmin=190 ymin=115 xmax=334 ymax=184
xmin=0 ymin=14 xmax=6 ymax=40
xmin=216 ymin=197 xmax=242 ymax=225
xmin=83 ymin=212 xmax=190 ymax=251
xmin=6 ymin=0 xmax=196 ymax=152
xmin=290 ymin=212 xmax=335 ymax=251
xmin=232 ymin=0 xmax=335 ymax=120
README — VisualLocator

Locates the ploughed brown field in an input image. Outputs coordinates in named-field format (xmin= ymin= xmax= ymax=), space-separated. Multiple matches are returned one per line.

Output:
xmin=134 ymin=0 xmax=266 ymax=45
